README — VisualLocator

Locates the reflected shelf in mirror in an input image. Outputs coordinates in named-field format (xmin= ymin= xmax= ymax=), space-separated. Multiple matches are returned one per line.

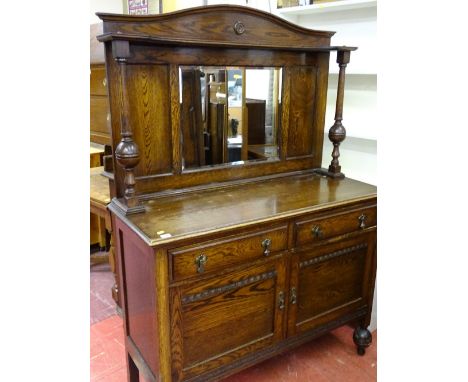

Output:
xmin=179 ymin=66 xmax=282 ymax=171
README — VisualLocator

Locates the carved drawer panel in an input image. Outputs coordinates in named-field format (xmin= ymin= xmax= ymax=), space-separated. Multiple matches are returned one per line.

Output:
xmin=294 ymin=204 xmax=376 ymax=247
xmin=90 ymin=66 xmax=107 ymax=96
xmin=169 ymin=225 xmax=288 ymax=282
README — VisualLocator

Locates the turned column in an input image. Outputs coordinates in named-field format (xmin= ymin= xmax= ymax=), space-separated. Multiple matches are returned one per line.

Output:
xmin=326 ymin=50 xmax=351 ymax=178
xmin=112 ymin=40 xmax=144 ymax=214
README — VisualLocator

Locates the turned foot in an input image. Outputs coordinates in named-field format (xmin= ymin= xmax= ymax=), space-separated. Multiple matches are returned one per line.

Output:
xmin=353 ymin=327 xmax=372 ymax=356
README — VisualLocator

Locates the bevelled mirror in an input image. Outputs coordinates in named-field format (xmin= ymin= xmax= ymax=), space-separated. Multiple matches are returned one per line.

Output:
xmin=179 ymin=66 xmax=282 ymax=170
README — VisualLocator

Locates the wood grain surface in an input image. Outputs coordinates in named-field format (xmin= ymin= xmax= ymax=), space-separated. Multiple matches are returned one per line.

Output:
xmin=121 ymin=173 xmax=376 ymax=246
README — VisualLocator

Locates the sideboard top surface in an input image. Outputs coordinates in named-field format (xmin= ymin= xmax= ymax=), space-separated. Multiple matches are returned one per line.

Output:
xmin=112 ymin=173 xmax=376 ymax=247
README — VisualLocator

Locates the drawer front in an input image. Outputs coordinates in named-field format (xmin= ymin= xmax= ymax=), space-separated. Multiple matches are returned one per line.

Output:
xmin=294 ymin=205 xmax=376 ymax=247
xmin=90 ymin=96 xmax=110 ymax=135
xmin=170 ymin=225 xmax=288 ymax=281
xmin=90 ymin=66 xmax=107 ymax=96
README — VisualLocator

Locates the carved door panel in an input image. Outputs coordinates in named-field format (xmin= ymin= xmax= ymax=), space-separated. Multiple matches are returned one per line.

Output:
xmin=170 ymin=256 xmax=286 ymax=381
xmin=287 ymin=233 xmax=375 ymax=336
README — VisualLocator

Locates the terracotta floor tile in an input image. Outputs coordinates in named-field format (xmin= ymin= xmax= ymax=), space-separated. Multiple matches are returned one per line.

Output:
xmin=91 ymin=260 xmax=116 ymax=325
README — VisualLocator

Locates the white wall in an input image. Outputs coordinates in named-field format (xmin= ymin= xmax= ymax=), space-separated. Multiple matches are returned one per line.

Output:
xmin=90 ymin=0 xmax=124 ymax=24
xmin=323 ymin=74 xmax=377 ymax=185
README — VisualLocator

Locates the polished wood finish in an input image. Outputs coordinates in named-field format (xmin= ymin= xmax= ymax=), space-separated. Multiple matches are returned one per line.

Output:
xmin=97 ymin=5 xmax=355 ymax=207
xmin=120 ymin=173 xmax=375 ymax=246
xmin=328 ymin=50 xmax=349 ymax=177
xmin=180 ymin=68 xmax=205 ymax=168
xmin=96 ymin=5 xmax=375 ymax=382
xmin=110 ymin=179 xmax=376 ymax=382
xmin=246 ymin=98 xmax=266 ymax=145
xmin=169 ymin=225 xmax=288 ymax=282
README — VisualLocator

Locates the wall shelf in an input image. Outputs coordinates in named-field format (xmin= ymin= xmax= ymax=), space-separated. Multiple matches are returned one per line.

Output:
xmin=277 ymin=0 xmax=376 ymax=16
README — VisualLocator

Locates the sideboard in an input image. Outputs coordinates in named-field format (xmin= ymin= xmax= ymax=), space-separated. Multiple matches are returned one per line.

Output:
xmin=96 ymin=5 xmax=377 ymax=382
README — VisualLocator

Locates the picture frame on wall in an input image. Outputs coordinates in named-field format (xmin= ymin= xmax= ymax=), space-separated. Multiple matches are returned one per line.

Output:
xmin=128 ymin=0 xmax=148 ymax=15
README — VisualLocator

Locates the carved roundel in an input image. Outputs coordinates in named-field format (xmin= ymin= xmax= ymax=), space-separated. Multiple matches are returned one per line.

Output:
xmin=233 ymin=21 xmax=246 ymax=35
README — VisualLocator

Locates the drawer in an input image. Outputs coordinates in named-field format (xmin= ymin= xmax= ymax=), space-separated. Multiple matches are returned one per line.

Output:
xmin=90 ymin=66 xmax=107 ymax=96
xmin=169 ymin=225 xmax=288 ymax=281
xmin=294 ymin=205 xmax=376 ymax=247
xmin=90 ymin=96 xmax=110 ymax=135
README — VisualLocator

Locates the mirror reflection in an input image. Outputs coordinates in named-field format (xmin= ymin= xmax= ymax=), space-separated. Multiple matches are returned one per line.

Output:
xmin=179 ymin=66 xmax=282 ymax=169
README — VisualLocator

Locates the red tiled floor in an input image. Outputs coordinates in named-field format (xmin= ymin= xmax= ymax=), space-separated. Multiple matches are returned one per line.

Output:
xmin=91 ymin=260 xmax=117 ymax=325
xmin=90 ymin=314 xmax=376 ymax=381
xmin=91 ymin=265 xmax=376 ymax=381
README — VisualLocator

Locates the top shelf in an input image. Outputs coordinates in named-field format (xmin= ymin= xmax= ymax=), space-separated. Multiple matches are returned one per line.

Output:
xmin=276 ymin=0 xmax=377 ymax=16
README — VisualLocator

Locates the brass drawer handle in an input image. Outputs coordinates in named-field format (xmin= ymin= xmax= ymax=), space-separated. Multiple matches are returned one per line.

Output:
xmin=102 ymin=77 xmax=107 ymax=87
xmin=278 ymin=291 xmax=285 ymax=310
xmin=290 ymin=287 xmax=297 ymax=305
xmin=261 ymin=238 xmax=272 ymax=256
xmin=311 ymin=225 xmax=323 ymax=238
xmin=195 ymin=254 xmax=207 ymax=273
xmin=358 ymin=214 xmax=367 ymax=229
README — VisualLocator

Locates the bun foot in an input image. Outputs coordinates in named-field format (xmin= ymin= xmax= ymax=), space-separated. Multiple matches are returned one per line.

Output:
xmin=353 ymin=327 xmax=372 ymax=356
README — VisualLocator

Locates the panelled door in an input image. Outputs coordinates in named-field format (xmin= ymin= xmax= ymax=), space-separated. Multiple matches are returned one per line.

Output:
xmin=170 ymin=255 xmax=287 ymax=381
xmin=287 ymin=232 xmax=376 ymax=336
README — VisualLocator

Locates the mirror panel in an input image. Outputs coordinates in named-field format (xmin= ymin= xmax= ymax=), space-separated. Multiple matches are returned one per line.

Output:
xmin=179 ymin=66 xmax=282 ymax=170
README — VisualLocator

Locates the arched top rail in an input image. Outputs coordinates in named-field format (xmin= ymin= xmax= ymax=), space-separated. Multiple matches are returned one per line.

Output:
xmin=97 ymin=5 xmax=345 ymax=51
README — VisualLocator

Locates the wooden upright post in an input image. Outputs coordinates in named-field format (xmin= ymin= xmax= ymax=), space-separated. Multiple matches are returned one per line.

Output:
xmin=327 ymin=50 xmax=350 ymax=178
xmin=112 ymin=40 xmax=145 ymax=214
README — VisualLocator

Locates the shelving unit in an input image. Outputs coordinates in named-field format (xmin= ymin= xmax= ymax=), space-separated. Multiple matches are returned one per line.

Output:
xmin=273 ymin=0 xmax=377 ymax=187
xmin=277 ymin=0 xmax=376 ymax=16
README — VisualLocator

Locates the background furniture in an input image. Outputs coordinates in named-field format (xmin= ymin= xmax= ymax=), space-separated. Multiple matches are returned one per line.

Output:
xmin=90 ymin=166 xmax=111 ymax=258
xmin=90 ymin=145 xmax=106 ymax=251
xmin=90 ymin=23 xmax=121 ymax=309
xmin=97 ymin=6 xmax=376 ymax=382
xmin=90 ymin=23 xmax=112 ymax=146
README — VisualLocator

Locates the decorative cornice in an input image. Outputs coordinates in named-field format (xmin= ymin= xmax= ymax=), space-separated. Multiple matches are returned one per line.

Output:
xmin=300 ymin=243 xmax=367 ymax=268
xmin=182 ymin=270 xmax=277 ymax=304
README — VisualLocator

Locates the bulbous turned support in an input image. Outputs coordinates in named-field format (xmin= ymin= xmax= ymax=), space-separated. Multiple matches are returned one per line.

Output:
xmin=115 ymin=137 xmax=140 ymax=208
xmin=353 ymin=326 xmax=372 ymax=356
xmin=111 ymin=41 xmax=144 ymax=215
xmin=328 ymin=120 xmax=346 ymax=175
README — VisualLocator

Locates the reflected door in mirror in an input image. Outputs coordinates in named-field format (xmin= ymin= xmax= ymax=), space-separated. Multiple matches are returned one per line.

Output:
xmin=179 ymin=66 xmax=282 ymax=170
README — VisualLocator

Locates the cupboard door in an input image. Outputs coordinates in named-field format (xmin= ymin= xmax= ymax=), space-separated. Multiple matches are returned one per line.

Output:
xmin=170 ymin=256 xmax=286 ymax=381
xmin=288 ymin=233 xmax=375 ymax=336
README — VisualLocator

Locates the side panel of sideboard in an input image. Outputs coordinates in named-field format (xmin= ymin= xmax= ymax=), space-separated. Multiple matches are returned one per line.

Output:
xmin=113 ymin=216 xmax=160 ymax=381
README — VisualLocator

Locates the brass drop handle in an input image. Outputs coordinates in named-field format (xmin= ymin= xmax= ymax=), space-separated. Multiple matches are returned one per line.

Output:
xmin=312 ymin=225 xmax=323 ymax=238
xmin=290 ymin=287 xmax=297 ymax=305
xmin=358 ymin=214 xmax=367 ymax=229
xmin=195 ymin=254 xmax=207 ymax=273
xmin=261 ymin=238 xmax=272 ymax=256
xmin=102 ymin=77 xmax=107 ymax=87
xmin=278 ymin=291 xmax=285 ymax=310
